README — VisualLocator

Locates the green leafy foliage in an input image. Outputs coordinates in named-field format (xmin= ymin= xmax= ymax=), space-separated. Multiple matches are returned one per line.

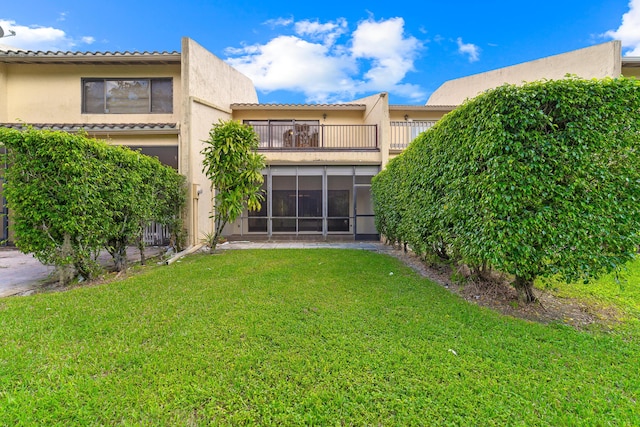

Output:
xmin=201 ymin=120 xmax=265 ymax=251
xmin=373 ymin=77 xmax=640 ymax=301
xmin=153 ymin=166 xmax=188 ymax=253
xmin=0 ymin=127 xmax=187 ymax=280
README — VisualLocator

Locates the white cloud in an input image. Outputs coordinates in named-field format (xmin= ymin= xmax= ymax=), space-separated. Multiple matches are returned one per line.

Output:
xmin=456 ymin=37 xmax=480 ymax=62
xmin=605 ymin=0 xmax=640 ymax=56
xmin=351 ymin=18 xmax=423 ymax=94
xmin=264 ymin=17 xmax=294 ymax=29
xmin=226 ymin=35 xmax=356 ymax=103
xmin=225 ymin=16 xmax=426 ymax=103
xmin=294 ymin=18 xmax=348 ymax=46
xmin=0 ymin=19 xmax=96 ymax=51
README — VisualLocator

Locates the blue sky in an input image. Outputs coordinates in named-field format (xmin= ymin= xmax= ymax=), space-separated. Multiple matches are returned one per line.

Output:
xmin=1 ymin=0 xmax=639 ymax=105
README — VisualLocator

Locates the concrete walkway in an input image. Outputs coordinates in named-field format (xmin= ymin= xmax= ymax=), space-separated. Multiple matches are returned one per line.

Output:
xmin=0 ymin=246 xmax=166 ymax=298
xmin=0 ymin=249 xmax=56 ymax=297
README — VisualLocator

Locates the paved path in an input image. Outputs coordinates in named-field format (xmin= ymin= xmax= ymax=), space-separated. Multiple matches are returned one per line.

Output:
xmin=0 ymin=246 xmax=166 ymax=297
xmin=0 ymin=249 xmax=56 ymax=297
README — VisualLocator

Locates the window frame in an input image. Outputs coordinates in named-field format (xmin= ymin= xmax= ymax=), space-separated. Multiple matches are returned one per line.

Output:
xmin=81 ymin=77 xmax=173 ymax=114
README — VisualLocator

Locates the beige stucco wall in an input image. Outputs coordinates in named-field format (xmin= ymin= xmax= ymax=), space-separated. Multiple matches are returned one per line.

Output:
xmin=258 ymin=151 xmax=381 ymax=165
xmin=232 ymin=109 xmax=364 ymax=124
xmin=0 ymin=64 xmax=7 ymax=121
xmin=1 ymin=63 xmax=181 ymax=124
xmin=180 ymin=37 xmax=259 ymax=245
xmin=0 ymin=56 xmax=183 ymax=245
xmin=349 ymin=92 xmax=389 ymax=166
xmin=427 ymin=41 xmax=622 ymax=106
xmin=388 ymin=109 xmax=448 ymax=122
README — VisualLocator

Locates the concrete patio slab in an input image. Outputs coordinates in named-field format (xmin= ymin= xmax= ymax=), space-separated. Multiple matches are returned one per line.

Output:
xmin=0 ymin=246 xmax=166 ymax=297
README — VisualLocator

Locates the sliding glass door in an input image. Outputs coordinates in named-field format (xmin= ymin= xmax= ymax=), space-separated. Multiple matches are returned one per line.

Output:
xmin=229 ymin=165 xmax=379 ymax=240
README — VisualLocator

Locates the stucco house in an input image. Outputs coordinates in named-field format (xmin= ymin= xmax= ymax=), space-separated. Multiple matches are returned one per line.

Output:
xmin=0 ymin=38 xmax=637 ymax=246
xmin=427 ymin=40 xmax=639 ymax=106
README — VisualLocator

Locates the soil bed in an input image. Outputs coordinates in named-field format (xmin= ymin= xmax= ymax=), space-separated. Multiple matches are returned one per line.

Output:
xmin=382 ymin=244 xmax=618 ymax=330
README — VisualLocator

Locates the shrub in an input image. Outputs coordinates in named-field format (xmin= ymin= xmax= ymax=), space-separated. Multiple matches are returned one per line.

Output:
xmin=373 ymin=77 xmax=640 ymax=301
xmin=0 ymin=127 xmax=187 ymax=281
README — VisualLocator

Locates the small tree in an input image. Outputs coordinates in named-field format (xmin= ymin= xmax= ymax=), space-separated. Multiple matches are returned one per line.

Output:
xmin=0 ymin=128 xmax=108 ymax=281
xmin=201 ymin=120 xmax=265 ymax=251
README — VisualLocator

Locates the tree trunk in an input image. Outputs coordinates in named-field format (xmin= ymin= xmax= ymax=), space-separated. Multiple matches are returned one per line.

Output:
xmin=113 ymin=246 xmax=127 ymax=272
xmin=137 ymin=236 xmax=146 ymax=266
xmin=57 ymin=233 xmax=76 ymax=285
xmin=513 ymin=275 xmax=537 ymax=303
xmin=107 ymin=239 xmax=128 ymax=272
xmin=210 ymin=217 xmax=228 ymax=254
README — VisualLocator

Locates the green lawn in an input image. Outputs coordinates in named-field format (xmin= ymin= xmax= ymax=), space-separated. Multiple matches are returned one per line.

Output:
xmin=543 ymin=257 xmax=640 ymax=328
xmin=0 ymin=249 xmax=638 ymax=425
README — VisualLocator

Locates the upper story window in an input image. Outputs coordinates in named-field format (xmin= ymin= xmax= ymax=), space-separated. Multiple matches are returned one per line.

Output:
xmin=82 ymin=78 xmax=173 ymax=114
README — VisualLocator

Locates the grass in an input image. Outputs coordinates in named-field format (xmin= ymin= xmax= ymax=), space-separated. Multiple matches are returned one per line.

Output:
xmin=0 ymin=249 xmax=638 ymax=425
xmin=541 ymin=257 xmax=640 ymax=327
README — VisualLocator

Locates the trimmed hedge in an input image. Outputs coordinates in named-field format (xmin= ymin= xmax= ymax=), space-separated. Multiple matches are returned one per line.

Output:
xmin=372 ymin=77 xmax=640 ymax=300
xmin=0 ymin=127 xmax=187 ymax=282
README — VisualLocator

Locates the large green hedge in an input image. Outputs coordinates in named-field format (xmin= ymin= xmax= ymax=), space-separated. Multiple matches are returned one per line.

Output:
xmin=0 ymin=127 xmax=187 ymax=282
xmin=372 ymin=77 xmax=640 ymax=301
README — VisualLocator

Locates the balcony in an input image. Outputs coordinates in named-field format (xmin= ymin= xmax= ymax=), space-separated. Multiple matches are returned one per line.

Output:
xmin=250 ymin=123 xmax=378 ymax=150
xmin=389 ymin=120 xmax=437 ymax=151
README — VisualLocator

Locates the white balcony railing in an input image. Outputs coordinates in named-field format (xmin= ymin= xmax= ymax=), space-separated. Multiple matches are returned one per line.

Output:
xmin=390 ymin=121 xmax=437 ymax=151
xmin=251 ymin=124 xmax=378 ymax=150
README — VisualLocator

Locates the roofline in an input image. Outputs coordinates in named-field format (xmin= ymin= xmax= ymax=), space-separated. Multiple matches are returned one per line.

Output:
xmin=0 ymin=123 xmax=180 ymax=135
xmin=231 ymin=103 xmax=367 ymax=111
xmin=622 ymin=57 xmax=640 ymax=67
xmin=0 ymin=50 xmax=181 ymax=65
xmin=389 ymin=105 xmax=456 ymax=111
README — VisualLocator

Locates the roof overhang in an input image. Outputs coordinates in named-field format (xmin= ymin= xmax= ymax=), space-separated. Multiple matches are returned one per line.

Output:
xmin=390 ymin=105 xmax=456 ymax=112
xmin=0 ymin=50 xmax=181 ymax=65
xmin=0 ymin=123 xmax=179 ymax=135
xmin=622 ymin=57 xmax=640 ymax=67
xmin=231 ymin=103 xmax=366 ymax=111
